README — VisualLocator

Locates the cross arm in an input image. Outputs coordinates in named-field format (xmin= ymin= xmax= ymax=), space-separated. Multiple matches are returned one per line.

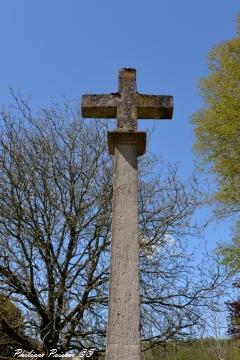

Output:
xmin=137 ymin=94 xmax=173 ymax=119
xmin=81 ymin=94 xmax=119 ymax=118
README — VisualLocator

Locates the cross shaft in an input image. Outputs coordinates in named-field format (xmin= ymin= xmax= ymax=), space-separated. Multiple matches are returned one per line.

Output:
xmin=81 ymin=68 xmax=173 ymax=131
xmin=81 ymin=68 xmax=173 ymax=360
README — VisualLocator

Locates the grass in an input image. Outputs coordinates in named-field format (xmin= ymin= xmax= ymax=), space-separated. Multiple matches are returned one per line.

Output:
xmin=93 ymin=338 xmax=240 ymax=360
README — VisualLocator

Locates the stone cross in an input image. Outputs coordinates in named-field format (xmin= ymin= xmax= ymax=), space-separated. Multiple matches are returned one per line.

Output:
xmin=81 ymin=68 xmax=173 ymax=360
xmin=82 ymin=68 xmax=173 ymax=132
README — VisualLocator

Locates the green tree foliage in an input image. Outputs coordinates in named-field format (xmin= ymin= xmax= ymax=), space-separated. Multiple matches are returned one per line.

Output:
xmin=226 ymin=281 xmax=240 ymax=339
xmin=0 ymin=294 xmax=24 ymax=358
xmin=219 ymin=221 xmax=240 ymax=273
xmin=192 ymin=16 xmax=240 ymax=216
xmin=219 ymin=222 xmax=240 ymax=339
xmin=193 ymin=15 xmax=240 ymax=340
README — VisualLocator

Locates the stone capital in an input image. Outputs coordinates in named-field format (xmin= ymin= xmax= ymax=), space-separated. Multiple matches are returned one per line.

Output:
xmin=107 ymin=131 xmax=146 ymax=157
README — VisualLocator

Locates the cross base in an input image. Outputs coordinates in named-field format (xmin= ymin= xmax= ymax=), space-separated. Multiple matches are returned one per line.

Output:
xmin=107 ymin=131 xmax=146 ymax=157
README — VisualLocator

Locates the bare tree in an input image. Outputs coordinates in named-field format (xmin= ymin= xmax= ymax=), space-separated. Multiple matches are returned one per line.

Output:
xmin=208 ymin=312 xmax=227 ymax=360
xmin=0 ymin=94 xmax=226 ymax=357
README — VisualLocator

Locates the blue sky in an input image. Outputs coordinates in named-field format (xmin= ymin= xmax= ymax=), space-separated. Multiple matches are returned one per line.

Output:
xmin=0 ymin=2 xmax=238 ymax=253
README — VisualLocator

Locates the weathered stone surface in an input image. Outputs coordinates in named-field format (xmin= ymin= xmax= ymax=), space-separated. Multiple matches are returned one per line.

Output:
xmin=81 ymin=68 xmax=174 ymax=360
xmin=108 ymin=131 xmax=146 ymax=157
xmin=137 ymin=94 xmax=173 ymax=119
xmin=81 ymin=94 xmax=119 ymax=118
xmin=81 ymin=68 xmax=174 ymax=131
xmin=105 ymin=143 xmax=140 ymax=360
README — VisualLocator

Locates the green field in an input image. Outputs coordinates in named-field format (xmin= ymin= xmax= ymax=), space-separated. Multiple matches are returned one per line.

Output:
xmin=94 ymin=339 xmax=240 ymax=360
